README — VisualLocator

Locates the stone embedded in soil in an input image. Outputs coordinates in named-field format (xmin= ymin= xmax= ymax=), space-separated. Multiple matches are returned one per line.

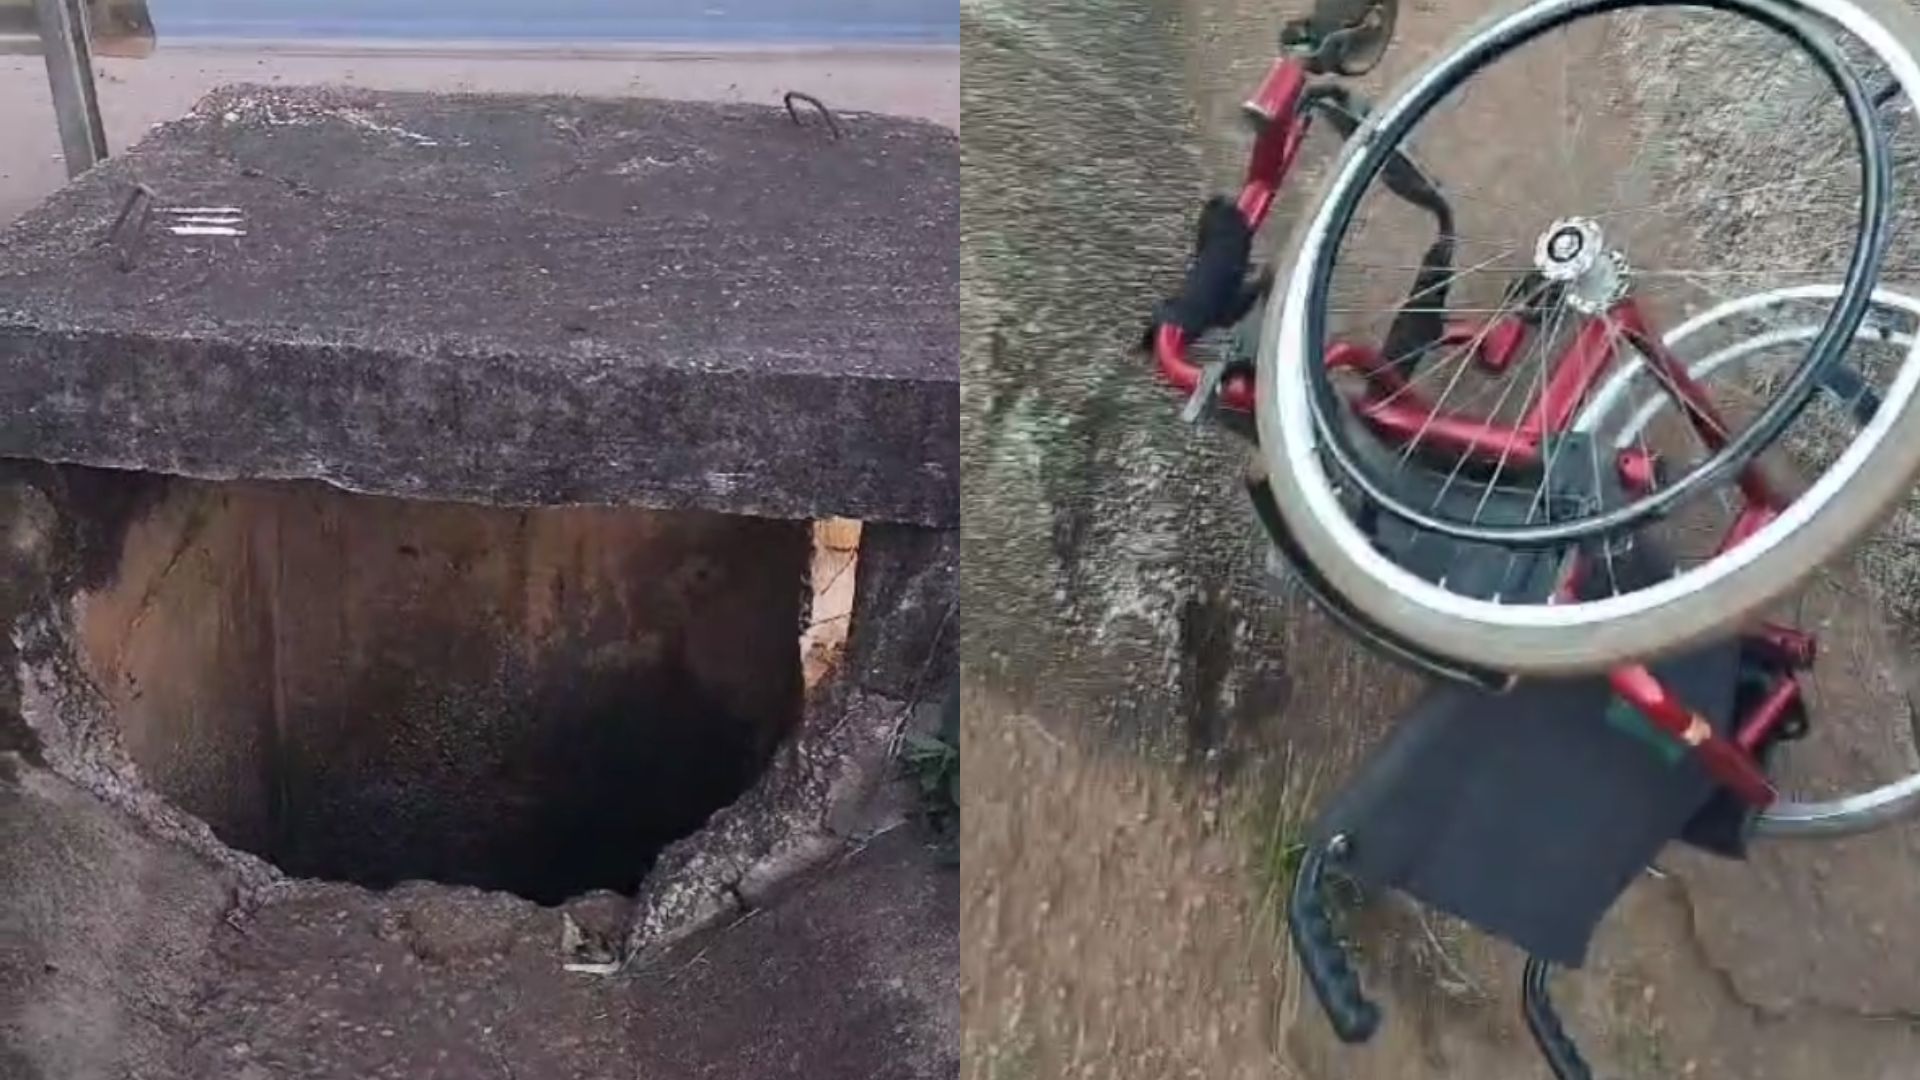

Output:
xmin=0 ymin=84 xmax=959 ymax=526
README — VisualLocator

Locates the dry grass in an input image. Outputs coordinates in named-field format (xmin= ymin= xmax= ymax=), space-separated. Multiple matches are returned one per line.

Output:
xmin=960 ymin=682 xmax=1303 ymax=1080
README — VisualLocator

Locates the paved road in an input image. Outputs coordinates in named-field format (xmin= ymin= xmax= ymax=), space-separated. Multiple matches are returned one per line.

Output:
xmin=147 ymin=0 xmax=957 ymax=44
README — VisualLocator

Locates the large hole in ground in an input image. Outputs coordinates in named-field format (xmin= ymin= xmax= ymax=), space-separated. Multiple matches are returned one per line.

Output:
xmin=65 ymin=473 xmax=838 ymax=905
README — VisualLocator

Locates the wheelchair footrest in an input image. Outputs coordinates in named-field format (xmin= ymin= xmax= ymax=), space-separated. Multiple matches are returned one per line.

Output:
xmin=1305 ymin=639 xmax=1748 ymax=968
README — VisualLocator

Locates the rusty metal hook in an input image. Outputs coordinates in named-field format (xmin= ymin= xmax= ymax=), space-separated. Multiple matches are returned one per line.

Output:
xmin=782 ymin=91 xmax=843 ymax=141
xmin=101 ymin=182 xmax=154 ymax=271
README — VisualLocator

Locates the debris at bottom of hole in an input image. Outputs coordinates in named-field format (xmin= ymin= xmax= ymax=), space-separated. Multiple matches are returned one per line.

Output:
xmin=560 ymin=912 xmax=625 ymax=976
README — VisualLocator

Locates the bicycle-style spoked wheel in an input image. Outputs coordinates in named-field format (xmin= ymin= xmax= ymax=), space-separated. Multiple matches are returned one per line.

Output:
xmin=1575 ymin=285 xmax=1920 ymax=836
xmin=1258 ymin=0 xmax=1920 ymax=674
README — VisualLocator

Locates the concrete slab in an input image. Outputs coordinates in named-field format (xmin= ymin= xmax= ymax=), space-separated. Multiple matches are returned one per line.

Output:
xmin=0 ymin=83 xmax=957 ymax=524
xmin=0 ymin=46 xmax=959 ymax=227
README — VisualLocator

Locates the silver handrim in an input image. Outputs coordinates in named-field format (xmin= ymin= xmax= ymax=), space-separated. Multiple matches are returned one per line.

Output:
xmin=1573 ymin=283 xmax=1920 ymax=837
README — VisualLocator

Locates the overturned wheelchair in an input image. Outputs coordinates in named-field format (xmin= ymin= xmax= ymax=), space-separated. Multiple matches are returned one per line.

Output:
xmin=1145 ymin=0 xmax=1920 ymax=1074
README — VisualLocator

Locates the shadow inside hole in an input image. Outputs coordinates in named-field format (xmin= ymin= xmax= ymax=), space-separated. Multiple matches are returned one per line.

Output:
xmin=269 ymin=665 xmax=777 ymax=906
xmin=66 ymin=474 xmax=810 ymax=906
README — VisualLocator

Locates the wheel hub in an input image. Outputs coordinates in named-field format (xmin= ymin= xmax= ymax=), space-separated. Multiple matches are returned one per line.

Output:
xmin=1534 ymin=216 xmax=1631 ymax=315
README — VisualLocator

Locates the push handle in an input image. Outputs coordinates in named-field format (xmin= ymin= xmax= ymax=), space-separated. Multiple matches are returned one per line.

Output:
xmin=1287 ymin=837 xmax=1381 ymax=1043
xmin=1145 ymin=195 xmax=1263 ymax=344
xmin=1522 ymin=957 xmax=1595 ymax=1080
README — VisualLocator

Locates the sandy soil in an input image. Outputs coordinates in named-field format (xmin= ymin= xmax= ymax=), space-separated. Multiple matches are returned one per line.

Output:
xmin=0 ymin=42 xmax=957 ymax=225
xmin=961 ymin=683 xmax=1298 ymax=1080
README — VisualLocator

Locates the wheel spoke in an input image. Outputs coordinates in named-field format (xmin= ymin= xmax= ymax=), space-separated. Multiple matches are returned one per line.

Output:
xmin=1256 ymin=0 xmax=1907 ymax=684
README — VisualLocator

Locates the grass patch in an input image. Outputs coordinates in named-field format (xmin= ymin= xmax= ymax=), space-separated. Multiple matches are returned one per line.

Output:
xmin=1245 ymin=746 xmax=1323 ymax=923
xmin=903 ymin=688 xmax=960 ymax=862
xmin=1240 ymin=745 xmax=1331 ymax=1035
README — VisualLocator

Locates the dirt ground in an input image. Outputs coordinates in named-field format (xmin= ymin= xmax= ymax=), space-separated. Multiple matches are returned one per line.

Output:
xmin=3 ymin=757 xmax=958 ymax=1080
xmin=961 ymin=0 xmax=1920 ymax=1075
xmin=963 ymin=682 xmax=1920 ymax=1080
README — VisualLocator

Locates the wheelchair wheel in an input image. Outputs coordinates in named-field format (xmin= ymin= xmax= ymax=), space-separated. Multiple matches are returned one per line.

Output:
xmin=1577 ymin=284 xmax=1920 ymax=836
xmin=1257 ymin=0 xmax=1920 ymax=674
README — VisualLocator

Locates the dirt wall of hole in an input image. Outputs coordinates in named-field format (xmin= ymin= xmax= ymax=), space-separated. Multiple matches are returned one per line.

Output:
xmin=70 ymin=477 xmax=808 ymax=902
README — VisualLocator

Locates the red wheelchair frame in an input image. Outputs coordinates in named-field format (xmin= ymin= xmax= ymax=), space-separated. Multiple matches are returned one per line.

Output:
xmin=1155 ymin=55 xmax=1813 ymax=808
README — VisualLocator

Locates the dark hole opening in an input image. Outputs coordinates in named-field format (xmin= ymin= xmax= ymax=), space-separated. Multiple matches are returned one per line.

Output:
xmin=269 ymin=666 xmax=776 ymax=905
xmin=68 ymin=472 xmax=807 ymax=905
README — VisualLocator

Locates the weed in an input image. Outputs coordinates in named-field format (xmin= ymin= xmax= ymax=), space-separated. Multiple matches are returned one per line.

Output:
xmin=1239 ymin=746 xmax=1329 ymax=1035
xmin=903 ymin=688 xmax=960 ymax=862
xmin=1246 ymin=746 xmax=1322 ymax=930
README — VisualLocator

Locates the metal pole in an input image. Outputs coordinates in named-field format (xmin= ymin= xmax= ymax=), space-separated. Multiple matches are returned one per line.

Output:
xmin=32 ymin=0 xmax=108 ymax=178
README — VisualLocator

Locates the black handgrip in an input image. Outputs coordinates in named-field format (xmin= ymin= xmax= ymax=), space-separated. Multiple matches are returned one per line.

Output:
xmin=1287 ymin=839 xmax=1381 ymax=1043
xmin=1522 ymin=957 xmax=1595 ymax=1080
xmin=1163 ymin=196 xmax=1259 ymax=338
xmin=1141 ymin=197 xmax=1270 ymax=355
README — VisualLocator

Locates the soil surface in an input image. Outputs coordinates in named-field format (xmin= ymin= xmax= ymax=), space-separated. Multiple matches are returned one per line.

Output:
xmin=961 ymin=0 xmax=1920 ymax=1075
xmin=184 ymin=829 xmax=957 ymax=1080
xmin=2 ymin=759 xmax=957 ymax=1080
